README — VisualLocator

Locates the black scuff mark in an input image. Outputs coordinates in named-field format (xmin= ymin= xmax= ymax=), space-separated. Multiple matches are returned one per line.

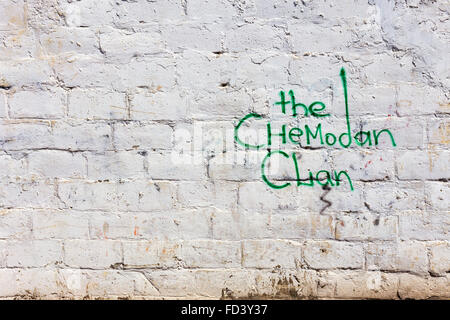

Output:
xmin=319 ymin=184 xmax=332 ymax=214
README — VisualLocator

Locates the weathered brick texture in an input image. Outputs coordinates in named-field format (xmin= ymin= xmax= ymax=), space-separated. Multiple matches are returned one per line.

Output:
xmin=0 ymin=0 xmax=448 ymax=299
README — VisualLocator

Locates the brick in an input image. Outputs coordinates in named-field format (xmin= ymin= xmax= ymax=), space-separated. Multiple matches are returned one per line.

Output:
xmin=0 ymin=268 xmax=75 ymax=298
xmin=288 ymin=55 xmax=341 ymax=92
xmin=58 ymin=269 xmax=88 ymax=297
xmin=161 ymin=22 xmax=223 ymax=54
xmin=225 ymin=23 xmax=288 ymax=53
xmin=235 ymin=210 xmax=272 ymax=239
xmin=39 ymin=27 xmax=100 ymax=57
xmin=232 ymin=210 xmax=335 ymax=240
xmin=0 ymin=93 xmax=6 ymax=117
xmin=51 ymin=121 xmax=113 ymax=151
xmin=331 ymin=85 xmax=397 ymax=117
xmin=28 ymin=150 xmax=86 ymax=178
xmin=129 ymin=89 xmax=187 ymax=121
xmin=116 ymin=181 xmax=176 ymax=211
xmin=253 ymin=0 xmax=298 ymax=19
xmin=428 ymin=119 xmax=449 ymax=146
xmin=176 ymin=121 xmax=236 ymax=153
xmin=392 ymin=181 xmax=425 ymax=211
xmin=147 ymin=152 xmax=206 ymax=180
xmin=141 ymin=269 xmax=196 ymax=297
xmin=397 ymin=150 xmax=449 ymax=180
xmin=331 ymin=150 xmax=395 ymax=181
xmin=58 ymin=181 xmax=117 ymax=211
xmin=425 ymin=182 xmax=449 ymax=211
xmin=271 ymin=212 xmax=335 ymax=240
xmin=399 ymin=211 xmax=449 ymax=241
xmin=117 ymin=59 xmax=176 ymax=91
xmin=318 ymin=182 xmax=364 ymax=213
xmin=0 ymin=122 xmax=52 ymax=151
xmin=0 ymin=209 xmax=32 ymax=240
xmin=0 ymin=269 xmax=17 ymax=297
xmin=429 ymin=242 xmax=450 ymax=275
xmin=248 ymin=269 xmax=318 ymax=299
xmin=89 ymin=212 xmax=133 ymax=240
xmin=210 ymin=209 xmax=241 ymax=240
xmin=0 ymin=59 xmax=55 ymax=87
xmin=180 ymin=240 xmax=241 ymax=268
xmin=0 ymin=1 xmax=26 ymax=31
xmin=31 ymin=210 xmax=89 ymax=240
xmin=6 ymin=240 xmax=62 ymax=267
xmin=175 ymin=51 xmax=233 ymax=90
xmin=87 ymin=270 xmax=159 ymax=297
xmin=364 ymin=181 xmax=426 ymax=212
xmin=59 ymin=0 xmax=115 ymax=27
xmin=68 ymin=89 xmax=127 ymax=120
xmin=113 ymin=0 xmax=185 ymax=25
xmin=366 ymin=241 xmax=428 ymax=275
xmin=186 ymin=88 xmax=251 ymax=120
xmin=54 ymin=57 xmax=119 ymax=89
xmin=86 ymin=151 xmax=147 ymax=180
xmin=177 ymin=181 xmax=238 ymax=210
xmin=0 ymin=242 xmax=6 ymax=267
xmin=357 ymin=53 xmax=417 ymax=85
xmin=289 ymin=23 xmax=352 ymax=54
xmin=336 ymin=214 xmax=398 ymax=241
xmin=64 ymin=239 xmax=122 ymax=269
xmin=89 ymin=209 xmax=211 ymax=240
xmin=55 ymin=57 xmax=176 ymax=90
xmin=100 ymin=29 xmax=165 ymax=62
xmin=242 ymin=240 xmax=302 ymax=268
xmin=186 ymin=0 xmax=237 ymax=20
xmin=0 ymin=30 xmax=37 ymax=61
xmin=398 ymin=274 xmax=450 ymax=299
xmin=233 ymin=54 xmax=290 ymax=89
xmin=113 ymin=122 xmax=173 ymax=150
xmin=363 ymin=182 xmax=396 ymax=212
xmin=0 ymin=179 xmax=61 ymax=209
xmin=0 ymin=152 xmax=28 ymax=177
xmin=396 ymin=84 xmax=448 ymax=116
xmin=303 ymin=241 xmax=364 ymax=269
xmin=319 ymin=271 xmax=399 ymax=299
xmin=238 ymin=181 xmax=298 ymax=211
xmin=123 ymin=240 xmax=182 ymax=269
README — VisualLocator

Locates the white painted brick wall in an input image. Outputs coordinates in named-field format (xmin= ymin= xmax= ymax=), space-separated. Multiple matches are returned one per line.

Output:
xmin=0 ymin=0 xmax=448 ymax=299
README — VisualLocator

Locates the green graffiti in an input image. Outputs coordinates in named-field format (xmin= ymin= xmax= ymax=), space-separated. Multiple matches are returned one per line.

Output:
xmin=305 ymin=123 xmax=324 ymax=145
xmin=309 ymin=101 xmax=330 ymax=118
xmin=261 ymin=150 xmax=291 ymax=189
xmin=274 ymin=89 xmax=331 ymax=118
xmin=267 ymin=123 xmax=287 ymax=145
xmin=234 ymin=113 xmax=265 ymax=150
xmin=338 ymin=67 xmax=352 ymax=148
xmin=266 ymin=151 xmax=354 ymax=189
xmin=233 ymin=67 xmax=397 ymax=191
xmin=334 ymin=170 xmax=354 ymax=190
xmin=373 ymin=129 xmax=397 ymax=147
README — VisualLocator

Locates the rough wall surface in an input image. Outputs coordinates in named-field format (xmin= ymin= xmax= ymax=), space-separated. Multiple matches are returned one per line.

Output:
xmin=0 ymin=0 xmax=449 ymax=299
